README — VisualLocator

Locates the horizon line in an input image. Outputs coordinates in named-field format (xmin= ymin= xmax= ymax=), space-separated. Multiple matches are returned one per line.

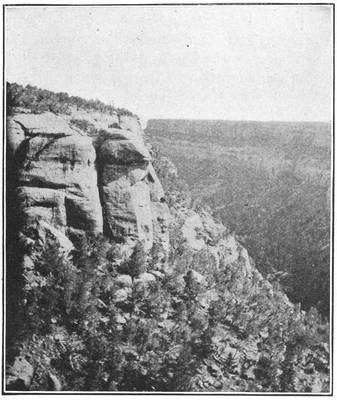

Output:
xmin=144 ymin=117 xmax=332 ymax=124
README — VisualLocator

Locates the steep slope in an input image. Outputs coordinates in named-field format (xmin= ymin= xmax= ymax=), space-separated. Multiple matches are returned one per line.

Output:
xmin=5 ymin=84 xmax=330 ymax=392
xmin=146 ymin=119 xmax=331 ymax=316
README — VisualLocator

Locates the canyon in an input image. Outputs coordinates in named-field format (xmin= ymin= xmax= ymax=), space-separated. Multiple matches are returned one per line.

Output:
xmin=5 ymin=84 xmax=330 ymax=392
xmin=146 ymin=119 xmax=331 ymax=315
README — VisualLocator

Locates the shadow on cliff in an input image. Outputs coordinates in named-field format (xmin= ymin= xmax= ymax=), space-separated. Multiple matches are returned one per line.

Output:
xmin=6 ymin=141 xmax=26 ymax=362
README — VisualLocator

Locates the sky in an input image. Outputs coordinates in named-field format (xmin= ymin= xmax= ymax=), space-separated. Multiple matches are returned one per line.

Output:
xmin=5 ymin=5 xmax=333 ymax=122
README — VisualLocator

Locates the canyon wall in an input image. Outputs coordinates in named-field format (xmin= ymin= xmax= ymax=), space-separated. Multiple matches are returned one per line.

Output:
xmin=6 ymin=104 xmax=329 ymax=393
xmin=7 ymin=109 xmax=170 ymax=270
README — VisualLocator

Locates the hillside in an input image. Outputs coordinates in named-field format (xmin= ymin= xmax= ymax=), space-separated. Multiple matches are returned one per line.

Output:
xmin=5 ymin=84 xmax=330 ymax=393
xmin=146 ymin=119 xmax=331 ymax=316
xmin=146 ymin=119 xmax=330 ymax=183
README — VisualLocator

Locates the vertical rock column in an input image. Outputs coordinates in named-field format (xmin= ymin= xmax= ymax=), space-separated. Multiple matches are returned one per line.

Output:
xmin=7 ymin=112 xmax=103 ymax=257
xmin=97 ymin=128 xmax=154 ymax=251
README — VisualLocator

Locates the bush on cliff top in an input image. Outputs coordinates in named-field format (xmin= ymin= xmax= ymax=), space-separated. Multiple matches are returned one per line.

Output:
xmin=6 ymin=82 xmax=136 ymax=117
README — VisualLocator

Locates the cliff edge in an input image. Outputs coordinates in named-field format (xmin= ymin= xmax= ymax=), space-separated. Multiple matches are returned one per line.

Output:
xmin=5 ymin=84 xmax=329 ymax=393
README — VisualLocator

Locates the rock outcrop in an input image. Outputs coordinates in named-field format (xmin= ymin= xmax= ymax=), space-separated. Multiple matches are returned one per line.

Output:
xmin=8 ymin=112 xmax=103 ymax=269
xmin=7 ymin=109 xmax=170 ymax=264
xmin=6 ymin=356 xmax=34 ymax=390
xmin=6 ymin=88 xmax=330 ymax=393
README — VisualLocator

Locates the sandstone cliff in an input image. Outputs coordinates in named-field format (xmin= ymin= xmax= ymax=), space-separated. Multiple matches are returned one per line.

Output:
xmin=7 ymin=108 xmax=170 ymax=266
xmin=6 ymin=85 xmax=330 ymax=393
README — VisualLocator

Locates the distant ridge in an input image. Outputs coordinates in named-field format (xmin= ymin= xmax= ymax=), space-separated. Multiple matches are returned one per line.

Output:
xmin=147 ymin=118 xmax=330 ymax=123
xmin=146 ymin=118 xmax=331 ymax=148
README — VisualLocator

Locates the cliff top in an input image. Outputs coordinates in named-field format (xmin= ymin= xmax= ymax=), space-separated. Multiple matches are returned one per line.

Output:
xmin=7 ymin=82 xmax=138 ymax=119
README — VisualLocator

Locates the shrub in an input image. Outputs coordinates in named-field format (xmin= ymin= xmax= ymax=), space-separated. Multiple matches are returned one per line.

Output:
xmin=7 ymin=82 xmax=137 ymax=118
xmin=8 ymin=227 xmax=329 ymax=392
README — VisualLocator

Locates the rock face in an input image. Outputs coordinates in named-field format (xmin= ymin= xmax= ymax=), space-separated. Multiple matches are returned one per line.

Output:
xmin=97 ymin=127 xmax=158 ymax=251
xmin=7 ymin=113 xmax=103 ymax=267
xmin=7 ymin=109 xmax=170 ymax=263
xmin=6 ymin=103 xmax=330 ymax=393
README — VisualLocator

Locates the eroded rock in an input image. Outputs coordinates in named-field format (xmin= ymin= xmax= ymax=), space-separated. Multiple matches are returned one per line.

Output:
xmin=7 ymin=110 xmax=172 ymax=303
xmin=6 ymin=357 xmax=34 ymax=390
xmin=115 ymin=274 xmax=133 ymax=288
xmin=97 ymin=127 xmax=168 ymax=253
xmin=185 ymin=269 xmax=208 ymax=291
xmin=7 ymin=112 xmax=103 ymax=259
xmin=13 ymin=112 xmax=77 ymax=137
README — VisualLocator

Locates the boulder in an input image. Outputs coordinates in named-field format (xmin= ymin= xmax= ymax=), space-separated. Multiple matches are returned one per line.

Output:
xmin=99 ymin=137 xmax=151 ymax=165
xmin=36 ymin=220 xmax=74 ymax=254
xmin=133 ymin=272 xmax=156 ymax=291
xmin=118 ymin=115 xmax=143 ymax=138
xmin=13 ymin=112 xmax=77 ymax=137
xmin=22 ymin=255 xmax=34 ymax=271
xmin=184 ymin=270 xmax=208 ymax=291
xmin=48 ymin=373 xmax=62 ymax=391
xmin=114 ymin=314 xmax=127 ymax=324
xmin=98 ymin=127 xmax=140 ymax=142
xmin=6 ymin=357 xmax=34 ymax=390
xmin=182 ymin=213 xmax=205 ymax=251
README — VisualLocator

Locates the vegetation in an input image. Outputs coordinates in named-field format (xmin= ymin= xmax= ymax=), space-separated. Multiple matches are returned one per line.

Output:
xmin=7 ymin=225 xmax=329 ymax=392
xmin=6 ymin=82 xmax=136 ymax=117
xmin=6 ymin=88 xmax=330 ymax=392
xmin=206 ymin=164 xmax=330 ymax=317
xmin=147 ymin=121 xmax=331 ymax=318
